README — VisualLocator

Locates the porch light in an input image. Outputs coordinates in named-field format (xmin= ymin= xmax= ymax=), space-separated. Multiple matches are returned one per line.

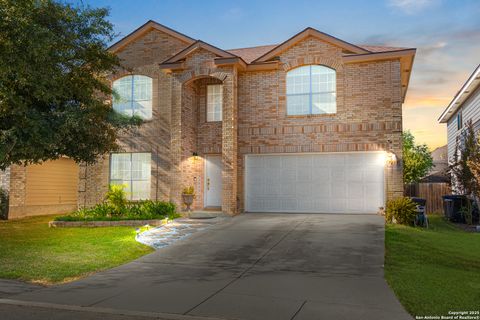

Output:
xmin=385 ymin=152 xmax=397 ymax=166
xmin=192 ymin=152 xmax=199 ymax=161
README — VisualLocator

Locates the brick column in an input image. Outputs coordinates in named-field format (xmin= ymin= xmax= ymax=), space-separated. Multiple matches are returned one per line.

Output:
xmin=170 ymin=76 xmax=183 ymax=208
xmin=8 ymin=165 xmax=27 ymax=218
xmin=386 ymin=60 xmax=404 ymax=200
xmin=221 ymin=70 xmax=238 ymax=215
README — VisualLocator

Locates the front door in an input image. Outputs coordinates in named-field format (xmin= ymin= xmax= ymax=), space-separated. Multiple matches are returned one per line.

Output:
xmin=205 ymin=155 xmax=222 ymax=207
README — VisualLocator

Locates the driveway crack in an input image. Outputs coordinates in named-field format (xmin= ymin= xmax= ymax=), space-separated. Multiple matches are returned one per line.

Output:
xmin=290 ymin=300 xmax=307 ymax=320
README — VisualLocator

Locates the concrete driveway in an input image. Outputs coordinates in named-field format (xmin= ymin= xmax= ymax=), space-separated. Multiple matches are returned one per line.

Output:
xmin=2 ymin=213 xmax=411 ymax=320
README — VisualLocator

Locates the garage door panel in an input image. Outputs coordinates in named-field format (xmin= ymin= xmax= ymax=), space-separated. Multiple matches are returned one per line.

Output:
xmin=312 ymin=166 xmax=330 ymax=181
xmin=245 ymin=153 xmax=384 ymax=213
xmin=281 ymin=198 xmax=297 ymax=211
xmin=297 ymin=168 xmax=312 ymax=182
xmin=331 ymin=183 xmax=347 ymax=198
xmin=313 ymin=181 xmax=330 ymax=198
xmin=314 ymin=199 xmax=331 ymax=212
xmin=330 ymin=198 xmax=347 ymax=213
xmin=365 ymin=168 xmax=384 ymax=182
xmin=347 ymin=168 xmax=363 ymax=182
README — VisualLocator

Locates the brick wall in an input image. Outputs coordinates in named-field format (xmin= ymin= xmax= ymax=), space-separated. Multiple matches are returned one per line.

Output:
xmin=236 ymin=36 xmax=404 ymax=211
xmin=80 ymin=31 xmax=404 ymax=215
xmin=79 ymin=29 xmax=190 ymax=208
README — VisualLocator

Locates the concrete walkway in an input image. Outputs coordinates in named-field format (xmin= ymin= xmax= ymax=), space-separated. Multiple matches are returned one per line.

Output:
xmin=136 ymin=217 xmax=224 ymax=249
xmin=1 ymin=213 xmax=411 ymax=320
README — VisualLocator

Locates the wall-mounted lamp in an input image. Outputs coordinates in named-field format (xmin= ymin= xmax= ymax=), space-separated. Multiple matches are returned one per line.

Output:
xmin=192 ymin=152 xmax=199 ymax=161
xmin=385 ymin=152 xmax=397 ymax=166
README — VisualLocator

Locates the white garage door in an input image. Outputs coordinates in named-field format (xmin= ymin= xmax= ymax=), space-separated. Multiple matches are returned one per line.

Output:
xmin=245 ymin=152 xmax=385 ymax=213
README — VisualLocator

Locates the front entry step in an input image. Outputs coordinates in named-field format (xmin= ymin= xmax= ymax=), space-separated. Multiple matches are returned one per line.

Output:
xmin=187 ymin=210 xmax=228 ymax=219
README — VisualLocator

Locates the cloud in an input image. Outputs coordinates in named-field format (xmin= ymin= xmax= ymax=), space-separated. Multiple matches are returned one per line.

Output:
xmin=388 ymin=0 xmax=438 ymax=14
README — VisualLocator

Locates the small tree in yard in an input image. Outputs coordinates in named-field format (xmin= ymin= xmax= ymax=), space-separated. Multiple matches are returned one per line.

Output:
xmin=402 ymin=131 xmax=434 ymax=183
xmin=450 ymin=121 xmax=480 ymax=219
xmin=0 ymin=0 xmax=140 ymax=170
xmin=450 ymin=121 xmax=479 ymax=197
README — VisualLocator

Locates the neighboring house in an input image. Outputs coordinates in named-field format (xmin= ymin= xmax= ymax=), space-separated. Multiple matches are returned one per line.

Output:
xmin=3 ymin=20 xmax=416 ymax=218
xmin=439 ymin=64 xmax=480 ymax=164
xmin=419 ymin=145 xmax=449 ymax=183
xmin=0 ymin=159 xmax=79 ymax=219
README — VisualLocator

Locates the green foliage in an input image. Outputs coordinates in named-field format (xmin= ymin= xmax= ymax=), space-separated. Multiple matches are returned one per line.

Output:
xmin=385 ymin=215 xmax=480 ymax=316
xmin=182 ymin=186 xmax=195 ymax=195
xmin=0 ymin=0 xmax=140 ymax=169
xmin=55 ymin=200 xmax=178 ymax=221
xmin=105 ymin=184 xmax=128 ymax=215
xmin=458 ymin=204 xmax=473 ymax=225
xmin=385 ymin=197 xmax=417 ymax=225
xmin=450 ymin=121 xmax=479 ymax=197
xmin=402 ymin=131 xmax=434 ymax=183
xmin=0 ymin=187 xmax=8 ymax=220
xmin=0 ymin=215 xmax=153 ymax=283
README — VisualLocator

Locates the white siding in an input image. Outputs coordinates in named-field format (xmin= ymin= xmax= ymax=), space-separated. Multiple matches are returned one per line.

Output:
xmin=446 ymin=86 xmax=480 ymax=162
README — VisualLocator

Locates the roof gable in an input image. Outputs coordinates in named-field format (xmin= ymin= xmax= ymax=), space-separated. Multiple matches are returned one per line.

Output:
xmin=253 ymin=27 xmax=370 ymax=63
xmin=439 ymin=64 xmax=480 ymax=123
xmin=109 ymin=20 xmax=195 ymax=53
xmin=162 ymin=40 xmax=240 ymax=64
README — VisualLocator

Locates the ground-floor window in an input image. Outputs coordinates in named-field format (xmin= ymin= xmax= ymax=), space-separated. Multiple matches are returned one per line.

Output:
xmin=110 ymin=152 xmax=151 ymax=200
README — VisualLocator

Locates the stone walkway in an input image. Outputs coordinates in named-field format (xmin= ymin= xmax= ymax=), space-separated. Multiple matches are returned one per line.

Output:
xmin=136 ymin=217 xmax=224 ymax=249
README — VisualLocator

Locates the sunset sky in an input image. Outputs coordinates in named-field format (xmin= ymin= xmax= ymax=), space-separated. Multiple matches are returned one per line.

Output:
xmin=74 ymin=0 xmax=480 ymax=150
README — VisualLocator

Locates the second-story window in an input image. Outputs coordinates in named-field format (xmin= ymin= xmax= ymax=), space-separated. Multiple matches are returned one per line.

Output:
xmin=113 ymin=75 xmax=152 ymax=119
xmin=457 ymin=111 xmax=463 ymax=130
xmin=286 ymin=65 xmax=336 ymax=115
xmin=207 ymin=84 xmax=223 ymax=122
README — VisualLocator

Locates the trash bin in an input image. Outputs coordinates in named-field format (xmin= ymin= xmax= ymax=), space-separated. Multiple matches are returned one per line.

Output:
xmin=442 ymin=195 xmax=467 ymax=222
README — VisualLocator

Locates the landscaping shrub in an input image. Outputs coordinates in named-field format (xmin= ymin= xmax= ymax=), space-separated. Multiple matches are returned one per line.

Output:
xmin=385 ymin=197 xmax=417 ymax=225
xmin=55 ymin=200 xmax=178 ymax=222
xmin=55 ymin=184 xmax=179 ymax=222
xmin=105 ymin=184 xmax=128 ymax=215
xmin=0 ymin=187 xmax=8 ymax=220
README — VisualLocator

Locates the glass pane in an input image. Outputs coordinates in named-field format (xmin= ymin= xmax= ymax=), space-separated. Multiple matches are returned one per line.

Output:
xmin=112 ymin=76 xmax=133 ymax=115
xmin=133 ymin=75 xmax=152 ymax=101
xmin=286 ymin=66 xmax=310 ymax=95
xmin=132 ymin=75 xmax=152 ymax=119
xmin=133 ymin=100 xmax=152 ymax=119
xmin=110 ymin=154 xmax=131 ymax=180
xmin=131 ymin=181 xmax=150 ymax=200
xmin=131 ymin=153 xmax=150 ymax=180
xmin=207 ymin=84 xmax=222 ymax=122
xmin=287 ymin=94 xmax=309 ymax=115
xmin=311 ymin=66 xmax=336 ymax=93
xmin=312 ymin=93 xmax=336 ymax=114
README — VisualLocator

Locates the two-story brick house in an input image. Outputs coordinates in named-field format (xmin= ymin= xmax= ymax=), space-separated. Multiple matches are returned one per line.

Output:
xmin=3 ymin=20 xmax=416 ymax=217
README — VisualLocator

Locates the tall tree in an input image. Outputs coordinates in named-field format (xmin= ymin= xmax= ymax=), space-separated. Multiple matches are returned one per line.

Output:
xmin=402 ymin=131 xmax=434 ymax=183
xmin=0 ymin=0 xmax=139 ymax=170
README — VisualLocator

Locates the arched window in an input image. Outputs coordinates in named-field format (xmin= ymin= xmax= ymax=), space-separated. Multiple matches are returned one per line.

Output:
xmin=112 ymin=75 xmax=152 ymax=119
xmin=286 ymin=65 xmax=336 ymax=115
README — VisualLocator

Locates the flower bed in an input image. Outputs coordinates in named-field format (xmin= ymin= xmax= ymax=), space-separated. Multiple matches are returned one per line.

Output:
xmin=54 ymin=185 xmax=180 ymax=224
xmin=54 ymin=200 xmax=179 ymax=222
xmin=49 ymin=218 xmax=169 ymax=228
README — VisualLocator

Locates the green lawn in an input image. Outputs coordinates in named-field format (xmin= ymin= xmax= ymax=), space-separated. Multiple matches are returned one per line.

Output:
xmin=385 ymin=215 xmax=480 ymax=316
xmin=0 ymin=215 xmax=153 ymax=284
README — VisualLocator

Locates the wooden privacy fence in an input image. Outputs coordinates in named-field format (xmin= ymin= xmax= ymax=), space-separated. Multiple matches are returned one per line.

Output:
xmin=404 ymin=183 xmax=451 ymax=214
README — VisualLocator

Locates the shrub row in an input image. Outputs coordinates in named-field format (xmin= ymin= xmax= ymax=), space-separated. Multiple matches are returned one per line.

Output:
xmin=55 ymin=185 xmax=179 ymax=222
